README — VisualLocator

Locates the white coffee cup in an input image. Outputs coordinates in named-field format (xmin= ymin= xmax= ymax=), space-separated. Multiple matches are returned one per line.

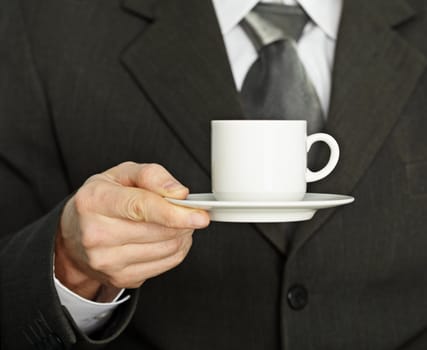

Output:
xmin=211 ymin=120 xmax=340 ymax=201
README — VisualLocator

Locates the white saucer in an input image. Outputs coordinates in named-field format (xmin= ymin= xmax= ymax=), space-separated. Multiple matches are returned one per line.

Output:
xmin=166 ymin=193 xmax=354 ymax=223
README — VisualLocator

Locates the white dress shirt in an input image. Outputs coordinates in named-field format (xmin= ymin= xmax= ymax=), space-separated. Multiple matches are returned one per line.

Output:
xmin=215 ymin=0 xmax=342 ymax=114
xmin=54 ymin=0 xmax=342 ymax=334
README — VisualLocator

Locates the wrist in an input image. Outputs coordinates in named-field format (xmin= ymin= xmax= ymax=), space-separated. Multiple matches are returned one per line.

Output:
xmin=54 ymin=229 xmax=102 ymax=300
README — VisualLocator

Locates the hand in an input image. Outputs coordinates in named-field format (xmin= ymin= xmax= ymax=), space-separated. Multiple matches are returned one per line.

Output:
xmin=54 ymin=162 xmax=210 ymax=301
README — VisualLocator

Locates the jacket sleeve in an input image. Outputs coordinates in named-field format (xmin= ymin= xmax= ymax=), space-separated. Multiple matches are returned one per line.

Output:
xmin=0 ymin=1 xmax=138 ymax=349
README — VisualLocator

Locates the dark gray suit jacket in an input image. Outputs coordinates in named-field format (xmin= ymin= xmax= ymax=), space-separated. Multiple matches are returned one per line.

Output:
xmin=1 ymin=0 xmax=427 ymax=349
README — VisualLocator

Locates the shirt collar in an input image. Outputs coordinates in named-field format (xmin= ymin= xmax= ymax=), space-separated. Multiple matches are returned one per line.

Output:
xmin=212 ymin=0 xmax=342 ymax=40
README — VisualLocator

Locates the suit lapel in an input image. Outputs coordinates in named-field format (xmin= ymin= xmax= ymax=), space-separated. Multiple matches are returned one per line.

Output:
xmin=289 ymin=0 xmax=426 ymax=257
xmin=120 ymin=0 xmax=243 ymax=175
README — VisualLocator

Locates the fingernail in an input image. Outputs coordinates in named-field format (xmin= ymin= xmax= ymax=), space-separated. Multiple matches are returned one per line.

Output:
xmin=190 ymin=212 xmax=208 ymax=228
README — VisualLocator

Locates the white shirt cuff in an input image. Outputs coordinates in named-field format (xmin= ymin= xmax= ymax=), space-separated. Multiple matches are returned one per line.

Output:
xmin=54 ymin=276 xmax=130 ymax=334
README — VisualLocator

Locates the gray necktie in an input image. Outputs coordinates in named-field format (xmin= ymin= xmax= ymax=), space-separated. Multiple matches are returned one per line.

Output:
xmin=240 ymin=3 xmax=324 ymax=136
xmin=240 ymin=4 xmax=323 ymax=253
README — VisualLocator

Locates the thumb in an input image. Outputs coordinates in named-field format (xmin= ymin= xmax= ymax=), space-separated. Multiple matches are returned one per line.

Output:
xmin=104 ymin=162 xmax=189 ymax=199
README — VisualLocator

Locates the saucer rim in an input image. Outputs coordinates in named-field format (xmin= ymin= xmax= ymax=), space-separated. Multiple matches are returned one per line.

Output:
xmin=166 ymin=193 xmax=354 ymax=223
xmin=166 ymin=192 xmax=354 ymax=209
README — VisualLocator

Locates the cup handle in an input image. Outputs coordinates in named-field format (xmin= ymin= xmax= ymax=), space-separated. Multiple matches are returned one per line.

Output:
xmin=306 ymin=133 xmax=340 ymax=183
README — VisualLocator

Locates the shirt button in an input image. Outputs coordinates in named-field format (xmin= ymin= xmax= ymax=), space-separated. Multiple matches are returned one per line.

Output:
xmin=287 ymin=285 xmax=308 ymax=310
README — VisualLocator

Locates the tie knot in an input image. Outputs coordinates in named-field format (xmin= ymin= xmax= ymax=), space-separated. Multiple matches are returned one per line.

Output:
xmin=242 ymin=3 xmax=309 ymax=50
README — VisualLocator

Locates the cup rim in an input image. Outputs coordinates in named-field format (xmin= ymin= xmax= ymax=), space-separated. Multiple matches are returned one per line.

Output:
xmin=211 ymin=120 xmax=307 ymax=126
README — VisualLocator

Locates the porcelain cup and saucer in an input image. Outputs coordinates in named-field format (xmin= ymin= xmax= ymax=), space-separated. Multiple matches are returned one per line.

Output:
xmin=167 ymin=120 xmax=354 ymax=223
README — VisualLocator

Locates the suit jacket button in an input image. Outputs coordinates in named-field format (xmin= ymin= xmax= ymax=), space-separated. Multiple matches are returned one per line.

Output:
xmin=287 ymin=285 xmax=308 ymax=310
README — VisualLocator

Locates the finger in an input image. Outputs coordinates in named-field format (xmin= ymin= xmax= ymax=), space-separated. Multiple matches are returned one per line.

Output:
xmin=108 ymin=237 xmax=193 ymax=289
xmin=81 ymin=182 xmax=209 ymax=228
xmin=88 ymin=234 xmax=193 ymax=271
xmin=80 ymin=214 xmax=194 ymax=246
xmin=104 ymin=162 xmax=189 ymax=199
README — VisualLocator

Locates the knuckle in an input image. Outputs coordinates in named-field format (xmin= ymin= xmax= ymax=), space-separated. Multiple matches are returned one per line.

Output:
xmin=109 ymin=276 xmax=124 ymax=289
xmin=74 ymin=179 xmax=107 ymax=214
xmin=107 ymin=161 xmax=136 ymax=177
xmin=124 ymin=195 xmax=145 ymax=221
xmin=138 ymin=163 xmax=164 ymax=187
xmin=166 ymin=237 xmax=183 ymax=254
xmin=173 ymin=247 xmax=188 ymax=266
xmin=84 ymin=173 xmax=101 ymax=185
xmin=73 ymin=189 xmax=90 ymax=215
xmin=175 ymin=252 xmax=186 ymax=265
xmin=120 ymin=161 xmax=137 ymax=168
xmin=87 ymin=252 xmax=112 ymax=272
xmin=183 ymin=236 xmax=193 ymax=252
xmin=80 ymin=233 xmax=94 ymax=250
xmin=80 ymin=224 xmax=105 ymax=249
xmin=110 ymin=271 xmax=139 ymax=289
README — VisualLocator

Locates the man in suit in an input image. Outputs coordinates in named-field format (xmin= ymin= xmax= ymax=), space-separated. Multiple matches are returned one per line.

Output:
xmin=1 ymin=0 xmax=427 ymax=349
